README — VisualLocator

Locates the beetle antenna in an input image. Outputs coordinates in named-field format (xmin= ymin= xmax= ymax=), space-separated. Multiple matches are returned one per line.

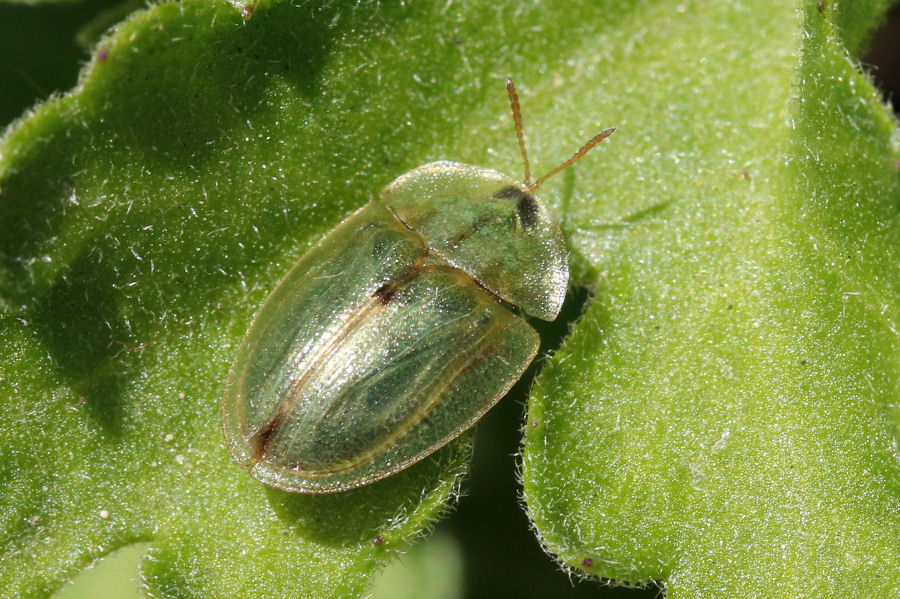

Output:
xmin=506 ymin=77 xmax=533 ymax=188
xmin=530 ymin=127 xmax=616 ymax=192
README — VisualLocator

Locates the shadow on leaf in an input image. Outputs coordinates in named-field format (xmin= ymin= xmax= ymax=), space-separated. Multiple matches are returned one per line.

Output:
xmin=265 ymin=438 xmax=469 ymax=548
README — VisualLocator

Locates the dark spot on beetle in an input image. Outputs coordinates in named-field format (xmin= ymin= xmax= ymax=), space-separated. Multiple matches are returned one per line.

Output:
xmin=250 ymin=414 xmax=285 ymax=462
xmin=516 ymin=195 xmax=540 ymax=229
xmin=373 ymin=282 xmax=400 ymax=305
xmin=582 ymin=557 xmax=594 ymax=567
xmin=491 ymin=186 xmax=540 ymax=229
xmin=373 ymin=263 xmax=428 ymax=304
xmin=493 ymin=185 xmax=525 ymax=200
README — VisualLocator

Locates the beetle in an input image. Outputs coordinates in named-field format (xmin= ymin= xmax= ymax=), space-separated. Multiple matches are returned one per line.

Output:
xmin=222 ymin=78 xmax=614 ymax=493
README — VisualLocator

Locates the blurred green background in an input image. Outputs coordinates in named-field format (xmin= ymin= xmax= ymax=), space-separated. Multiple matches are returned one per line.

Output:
xmin=2 ymin=2 xmax=898 ymax=598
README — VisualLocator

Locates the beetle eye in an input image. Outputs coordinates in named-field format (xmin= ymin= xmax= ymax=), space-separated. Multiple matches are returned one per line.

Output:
xmin=492 ymin=185 xmax=539 ymax=230
xmin=515 ymin=194 xmax=539 ymax=229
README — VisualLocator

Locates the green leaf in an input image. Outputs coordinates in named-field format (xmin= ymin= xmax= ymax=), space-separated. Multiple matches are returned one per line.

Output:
xmin=523 ymin=1 xmax=900 ymax=597
xmin=2 ymin=0 xmax=897 ymax=598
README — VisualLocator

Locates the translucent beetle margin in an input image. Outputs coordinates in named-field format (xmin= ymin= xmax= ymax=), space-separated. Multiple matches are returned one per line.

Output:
xmin=222 ymin=79 xmax=615 ymax=493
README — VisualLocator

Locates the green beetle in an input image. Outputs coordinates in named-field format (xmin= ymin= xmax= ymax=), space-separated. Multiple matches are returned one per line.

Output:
xmin=222 ymin=79 xmax=614 ymax=493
